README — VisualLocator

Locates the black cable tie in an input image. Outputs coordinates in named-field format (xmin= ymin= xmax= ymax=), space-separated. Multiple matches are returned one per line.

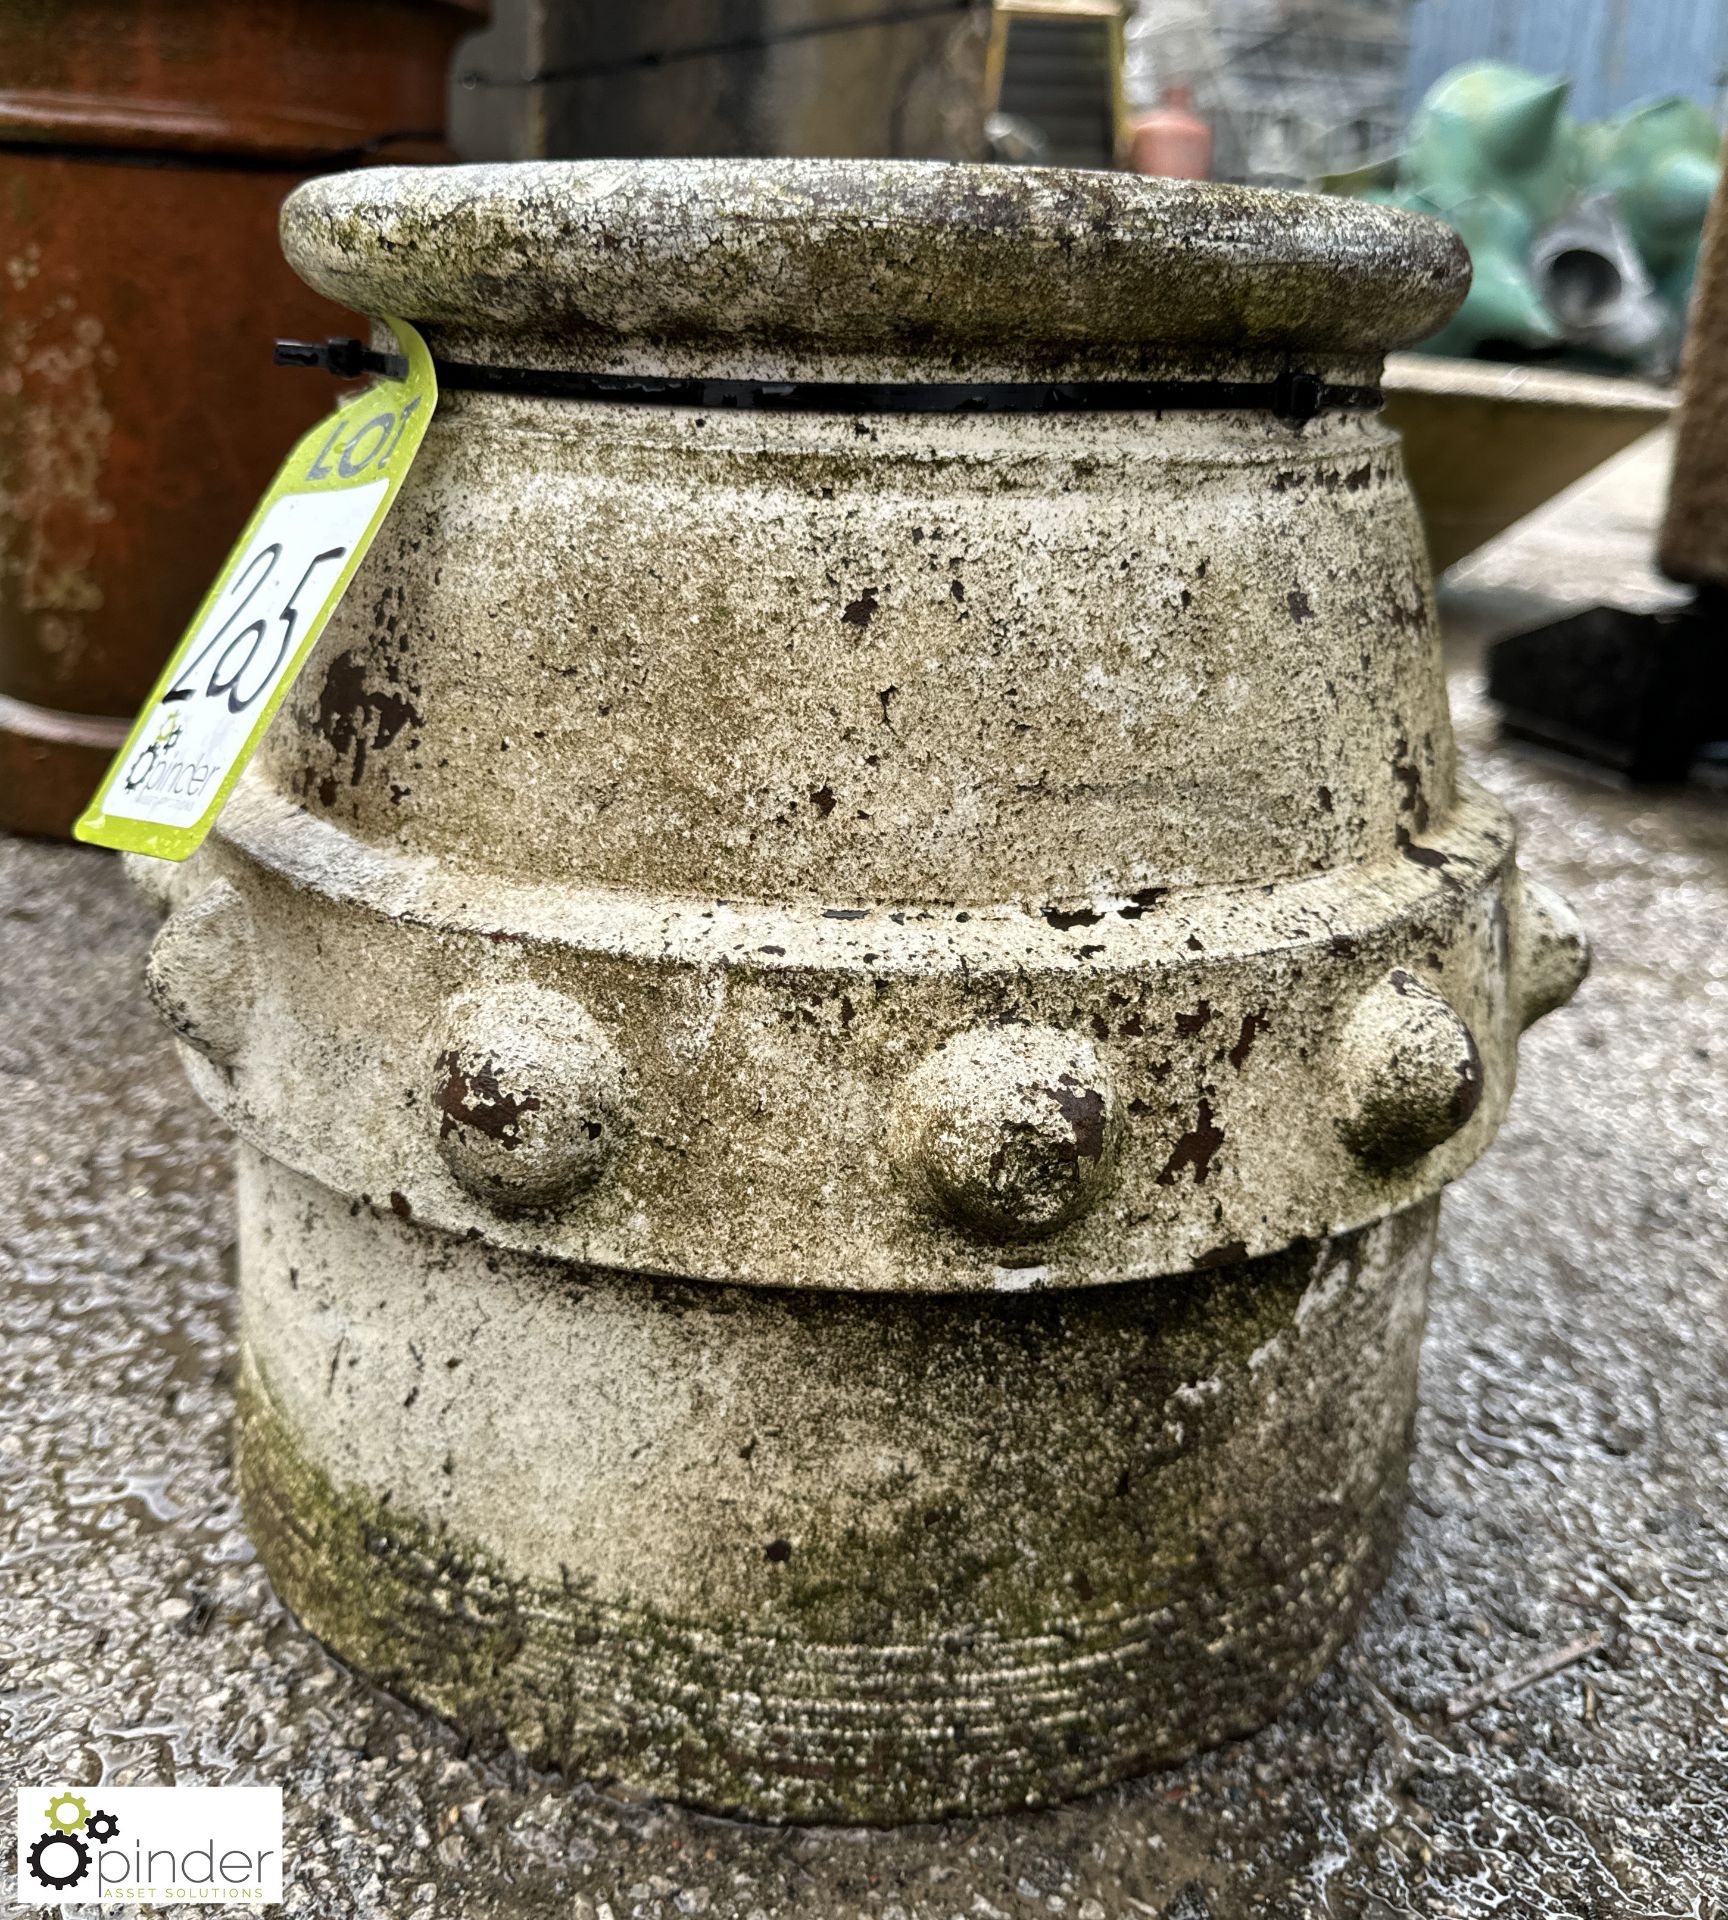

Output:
xmin=1272 ymin=367 xmax=1326 ymax=423
xmin=274 ymin=337 xmax=408 ymax=381
xmin=429 ymin=359 xmax=1381 ymax=419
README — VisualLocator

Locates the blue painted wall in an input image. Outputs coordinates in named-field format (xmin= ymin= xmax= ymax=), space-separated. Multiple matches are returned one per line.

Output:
xmin=1403 ymin=0 xmax=1728 ymax=124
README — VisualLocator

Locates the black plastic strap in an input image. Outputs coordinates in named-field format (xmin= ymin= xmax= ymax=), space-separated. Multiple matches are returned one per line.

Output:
xmin=426 ymin=359 xmax=1380 ymax=420
xmin=275 ymin=338 xmax=408 ymax=380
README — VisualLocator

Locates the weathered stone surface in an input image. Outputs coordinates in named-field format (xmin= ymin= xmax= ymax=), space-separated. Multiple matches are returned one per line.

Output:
xmin=261 ymin=400 xmax=1457 ymax=908
xmin=129 ymin=162 xmax=1578 ymax=1822
xmin=144 ymin=878 xmax=256 ymax=1068
xmin=238 ymin=1150 xmax=1433 ymax=1823
xmin=890 ymin=1023 xmax=1119 ymax=1237
xmin=1511 ymin=874 xmax=1591 ymax=1029
xmin=2 ymin=430 xmax=1721 ymax=1909
xmin=180 ymin=775 xmax=1530 ymax=1291
xmin=279 ymin=159 xmax=1470 ymax=383
xmin=429 ymin=982 xmax=630 ymax=1210
xmin=1336 ymin=970 xmax=1483 ymax=1170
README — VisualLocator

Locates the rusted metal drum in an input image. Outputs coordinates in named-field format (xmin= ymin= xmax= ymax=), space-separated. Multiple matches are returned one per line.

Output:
xmin=143 ymin=161 xmax=1588 ymax=1824
xmin=0 ymin=0 xmax=484 ymax=839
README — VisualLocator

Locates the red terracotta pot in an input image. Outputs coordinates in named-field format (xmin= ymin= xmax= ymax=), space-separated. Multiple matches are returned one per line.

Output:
xmin=0 ymin=0 xmax=485 ymax=838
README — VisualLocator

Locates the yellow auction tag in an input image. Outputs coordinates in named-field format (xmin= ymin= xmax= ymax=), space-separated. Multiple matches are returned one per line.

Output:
xmin=75 ymin=318 xmax=436 ymax=861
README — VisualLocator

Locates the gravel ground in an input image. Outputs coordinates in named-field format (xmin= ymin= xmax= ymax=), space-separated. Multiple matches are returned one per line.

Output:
xmin=3 ymin=432 xmax=1725 ymax=1918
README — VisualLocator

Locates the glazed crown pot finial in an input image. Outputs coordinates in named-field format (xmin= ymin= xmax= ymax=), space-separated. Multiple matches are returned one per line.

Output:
xmin=143 ymin=162 xmax=1577 ymax=1828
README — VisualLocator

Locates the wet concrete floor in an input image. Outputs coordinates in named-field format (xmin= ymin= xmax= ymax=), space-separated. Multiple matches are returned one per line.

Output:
xmin=2 ymin=431 xmax=1725 ymax=1917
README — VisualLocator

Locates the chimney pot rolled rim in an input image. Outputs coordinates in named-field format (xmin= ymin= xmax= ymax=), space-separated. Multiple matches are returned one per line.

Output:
xmin=280 ymin=159 xmax=1472 ymax=386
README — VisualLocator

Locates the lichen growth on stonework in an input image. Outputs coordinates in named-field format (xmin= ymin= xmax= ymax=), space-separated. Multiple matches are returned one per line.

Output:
xmin=235 ymin=1201 xmax=1427 ymax=1823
